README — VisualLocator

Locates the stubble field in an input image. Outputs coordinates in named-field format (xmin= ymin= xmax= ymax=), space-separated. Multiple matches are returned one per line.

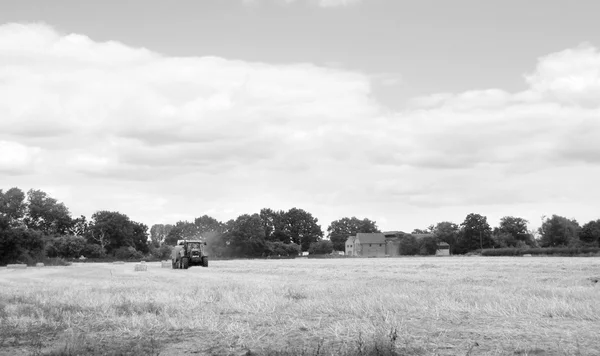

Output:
xmin=0 ymin=256 xmax=599 ymax=356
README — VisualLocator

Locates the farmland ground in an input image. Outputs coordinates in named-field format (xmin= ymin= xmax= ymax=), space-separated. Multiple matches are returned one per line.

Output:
xmin=0 ymin=257 xmax=599 ymax=356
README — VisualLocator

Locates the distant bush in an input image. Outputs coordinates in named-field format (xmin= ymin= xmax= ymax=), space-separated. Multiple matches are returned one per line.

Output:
xmin=399 ymin=235 xmax=419 ymax=255
xmin=150 ymin=244 xmax=172 ymax=260
xmin=81 ymin=243 xmax=104 ymax=258
xmin=113 ymin=246 xmax=143 ymax=260
xmin=41 ymin=257 xmax=71 ymax=266
xmin=45 ymin=235 xmax=86 ymax=259
xmin=481 ymin=247 xmax=600 ymax=256
xmin=308 ymin=240 xmax=333 ymax=255
xmin=264 ymin=241 xmax=300 ymax=257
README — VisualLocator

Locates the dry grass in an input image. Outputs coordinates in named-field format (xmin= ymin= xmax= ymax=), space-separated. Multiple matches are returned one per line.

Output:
xmin=0 ymin=257 xmax=599 ymax=355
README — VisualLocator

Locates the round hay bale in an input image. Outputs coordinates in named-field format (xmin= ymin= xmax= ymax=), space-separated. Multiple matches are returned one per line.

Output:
xmin=36 ymin=263 xmax=45 ymax=267
xmin=7 ymin=264 xmax=27 ymax=269
xmin=523 ymin=254 xmax=532 ymax=257
xmin=134 ymin=264 xmax=147 ymax=272
xmin=161 ymin=261 xmax=171 ymax=268
xmin=112 ymin=261 xmax=125 ymax=265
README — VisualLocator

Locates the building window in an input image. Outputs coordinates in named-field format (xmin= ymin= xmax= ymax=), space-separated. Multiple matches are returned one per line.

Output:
xmin=369 ymin=244 xmax=372 ymax=247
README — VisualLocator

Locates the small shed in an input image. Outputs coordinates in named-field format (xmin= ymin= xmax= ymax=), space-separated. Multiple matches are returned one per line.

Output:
xmin=436 ymin=242 xmax=450 ymax=256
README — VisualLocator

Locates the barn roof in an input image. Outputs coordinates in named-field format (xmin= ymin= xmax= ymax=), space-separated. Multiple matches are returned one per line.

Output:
xmin=356 ymin=233 xmax=386 ymax=244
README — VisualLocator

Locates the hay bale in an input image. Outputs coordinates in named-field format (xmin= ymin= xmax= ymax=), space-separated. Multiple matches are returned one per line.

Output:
xmin=36 ymin=263 xmax=45 ymax=267
xmin=523 ymin=254 xmax=532 ymax=257
xmin=134 ymin=264 xmax=147 ymax=272
xmin=112 ymin=261 xmax=125 ymax=265
xmin=7 ymin=264 xmax=27 ymax=269
xmin=161 ymin=261 xmax=171 ymax=268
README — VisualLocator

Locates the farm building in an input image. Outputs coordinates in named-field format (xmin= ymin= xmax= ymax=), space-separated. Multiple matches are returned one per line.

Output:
xmin=345 ymin=233 xmax=386 ymax=257
xmin=436 ymin=242 xmax=450 ymax=256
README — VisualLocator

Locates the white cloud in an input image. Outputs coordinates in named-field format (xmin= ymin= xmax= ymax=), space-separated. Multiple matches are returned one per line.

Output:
xmin=0 ymin=141 xmax=41 ymax=174
xmin=1 ymin=23 xmax=600 ymax=232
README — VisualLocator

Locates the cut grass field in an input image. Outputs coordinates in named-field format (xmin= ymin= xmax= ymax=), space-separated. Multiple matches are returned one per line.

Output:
xmin=1 ymin=257 xmax=599 ymax=356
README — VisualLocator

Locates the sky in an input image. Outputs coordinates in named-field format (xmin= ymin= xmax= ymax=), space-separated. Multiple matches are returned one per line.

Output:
xmin=1 ymin=0 xmax=600 ymax=234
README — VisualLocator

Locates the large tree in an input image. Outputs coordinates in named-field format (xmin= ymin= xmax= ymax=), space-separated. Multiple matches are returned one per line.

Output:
xmin=225 ymin=213 xmax=266 ymax=257
xmin=88 ymin=211 xmax=148 ymax=254
xmin=194 ymin=215 xmax=224 ymax=234
xmin=457 ymin=213 xmax=493 ymax=253
xmin=164 ymin=221 xmax=200 ymax=245
xmin=0 ymin=187 xmax=26 ymax=227
xmin=538 ymin=215 xmax=580 ymax=247
xmin=149 ymin=223 xmax=173 ymax=247
xmin=494 ymin=216 xmax=534 ymax=247
xmin=433 ymin=221 xmax=460 ymax=254
xmin=327 ymin=217 xmax=379 ymax=251
xmin=24 ymin=189 xmax=73 ymax=235
xmin=580 ymin=219 xmax=600 ymax=247
xmin=259 ymin=208 xmax=288 ymax=242
xmin=283 ymin=208 xmax=323 ymax=252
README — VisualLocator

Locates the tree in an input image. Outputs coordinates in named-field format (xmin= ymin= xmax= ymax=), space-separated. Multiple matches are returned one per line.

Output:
xmin=149 ymin=224 xmax=173 ymax=247
xmin=418 ymin=235 xmax=439 ymax=255
xmin=0 ymin=226 xmax=45 ymax=265
xmin=432 ymin=221 xmax=459 ymax=254
xmin=88 ymin=211 xmax=148 ymax=254
xmin=0 ymin=187 xmax=26 ymax=227
xmin=580 ymin=219 xmax=600 ymax=247
xmin=399 ymin=235 xmax=419 ymax=255
xmin=456 ymin=213 xmax=493 ymax=253
xmin=412 ymin=225 xmax=434 ymax=234
xmin=327 ymin=217 xmax=379 ymax=251
xmin=164 ymin=221 xmax=200 ymax=246
xmin=24 ymin=189 xmax=72 ymax=235
xmin=225 ymin=214 xmax=266 ymax=257
xmin=259 ymin=208 xmax=288 ymax=242
xmin=538 ymin=215 xmax=580 ymax=247
xmin=68 ymin=215 xmax=89 ymax=237
xmin=494 ymin=216 xmax=534 ymax=247
xmin=283 ymin=208 xmax=323 ymax=252
xmin=194 ymin=215 xmax=224 ymax=234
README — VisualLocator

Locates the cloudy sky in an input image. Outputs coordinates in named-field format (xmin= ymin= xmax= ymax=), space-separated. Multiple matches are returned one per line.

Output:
xmin=1 ymin=0 xmax=600 ymax=233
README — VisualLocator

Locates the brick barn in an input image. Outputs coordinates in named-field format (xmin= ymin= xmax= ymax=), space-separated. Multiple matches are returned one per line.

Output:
xmin=345 ymin=233 xmax=386 ymax=257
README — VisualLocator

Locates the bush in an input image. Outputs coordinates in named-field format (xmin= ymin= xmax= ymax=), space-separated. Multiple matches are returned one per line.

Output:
xmin=481 ymin=247 xmax=600 ymax=256
xmin=150 ymin=244 xmax=172 ymax=260
xmin=46 ymin=235 xmax=86 ymax=259
xmin=0 ymin=227 xmax=45 ymax=265
xmin=308 ymin=240 xmax=333 ymax=255
xmin=82 ymin=243 xmax=104 ymax=258
xmin=418 ymin=235 xmax=438 ymax=255
xmin=265 ymin=241 xmax=300 ymax=257
xmin=114 ymin=246 xmax=143 ymax=260
xmin=399 ymin=235 xmax=419 ymax=255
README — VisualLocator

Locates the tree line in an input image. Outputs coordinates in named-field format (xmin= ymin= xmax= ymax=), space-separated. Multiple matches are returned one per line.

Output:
xmin=2 ymin=186 xmax=599 ymax=265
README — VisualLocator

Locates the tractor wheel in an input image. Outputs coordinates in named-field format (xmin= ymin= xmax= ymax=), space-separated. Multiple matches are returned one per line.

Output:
xmin=182 ymin=257 xmax=189 ymax=269
xmin=202 ymin=257 xmax=208 ymax=267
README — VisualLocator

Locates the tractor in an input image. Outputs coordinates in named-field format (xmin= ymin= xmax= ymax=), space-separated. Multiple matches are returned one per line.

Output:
xmin=171 ymin=239 xmax=209 ymax=269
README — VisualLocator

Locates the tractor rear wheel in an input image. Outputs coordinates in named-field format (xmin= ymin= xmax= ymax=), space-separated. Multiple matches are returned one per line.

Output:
xmin=202 ymin=257 xmax=208 ymax=267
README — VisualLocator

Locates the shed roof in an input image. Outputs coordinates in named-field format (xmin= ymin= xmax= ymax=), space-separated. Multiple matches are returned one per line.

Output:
xmin=356 ymin=233 xmax=386 ymax=244
xmin=437 ymin=242 xmax=450 ymax=246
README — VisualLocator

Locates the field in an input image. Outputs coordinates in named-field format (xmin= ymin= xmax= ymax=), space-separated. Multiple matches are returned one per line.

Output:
xmin=1 ymin=257 xmax=599 ymax=356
